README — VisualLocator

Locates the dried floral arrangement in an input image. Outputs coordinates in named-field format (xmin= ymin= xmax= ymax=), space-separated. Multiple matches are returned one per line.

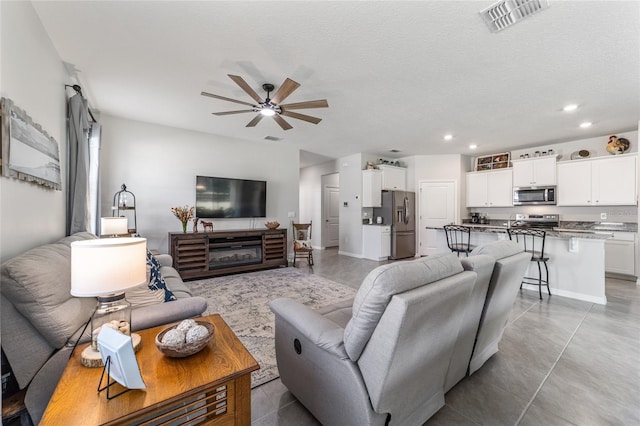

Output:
xmin=171 ymin=205 xmax=194 ymax=232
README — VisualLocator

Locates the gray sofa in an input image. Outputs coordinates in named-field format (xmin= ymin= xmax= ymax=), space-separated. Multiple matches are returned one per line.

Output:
xmin=1 ymin=232 xmax=207 ymax=424
xmin=270 ymin=252 xmax=478 ymax=425
xmin=270 ymin=241 xmax=530 ymax=425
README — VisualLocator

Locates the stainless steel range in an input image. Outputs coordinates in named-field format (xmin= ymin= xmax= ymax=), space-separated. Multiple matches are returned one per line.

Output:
xmin=511 ymin=214 xmax=559 ymax=229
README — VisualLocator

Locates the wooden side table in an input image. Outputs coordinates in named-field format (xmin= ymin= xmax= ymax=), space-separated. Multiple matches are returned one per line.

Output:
xmin=40 ymin=314 xmax=259 ymax=425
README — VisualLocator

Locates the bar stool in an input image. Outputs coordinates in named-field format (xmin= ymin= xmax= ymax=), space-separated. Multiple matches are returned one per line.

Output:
xmin=443 ymin=225 xmax=475 ymax=257
xmin=507 ymin=228 xmax=550 ymax=300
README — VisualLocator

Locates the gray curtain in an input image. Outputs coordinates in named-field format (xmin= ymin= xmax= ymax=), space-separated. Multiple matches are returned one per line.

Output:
xmin=66 ymin=93 xmax=96 ymax=235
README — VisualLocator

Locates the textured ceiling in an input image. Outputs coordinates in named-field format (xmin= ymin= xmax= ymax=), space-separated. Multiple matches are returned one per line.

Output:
xmin=32 ymin=1 xmax=639 ymax=167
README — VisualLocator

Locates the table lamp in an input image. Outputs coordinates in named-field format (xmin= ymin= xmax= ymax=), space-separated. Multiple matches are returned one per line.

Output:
xmin=100 ymin=217 xmax=129 ymax=237
xmin=71 ymin=237 xmax=147 ymax=365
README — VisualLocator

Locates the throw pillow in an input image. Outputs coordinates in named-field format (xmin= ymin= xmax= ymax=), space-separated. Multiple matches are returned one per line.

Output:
xmin=125 ymin=281 xmax=166 ymax=308
xmin=294 ymin=240 xmax=312 ymax=250
xmin=146 ymin=250 xmax=177 ymax=302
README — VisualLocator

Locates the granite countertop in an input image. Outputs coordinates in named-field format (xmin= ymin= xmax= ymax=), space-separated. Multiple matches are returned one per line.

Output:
xmin=428 ymin=220 xmax=637 ymax=240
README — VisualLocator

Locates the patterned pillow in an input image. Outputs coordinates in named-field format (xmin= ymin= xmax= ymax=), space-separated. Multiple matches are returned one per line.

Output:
xmin=294 ymin=240 xmax=312 ymax=250
xmin=146 ymin=250 xmax=176 ymax=302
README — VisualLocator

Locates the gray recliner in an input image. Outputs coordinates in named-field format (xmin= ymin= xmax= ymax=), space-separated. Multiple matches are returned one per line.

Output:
xmin=465 ymin=240 xmax=532 ymax=375
xmin=270 ymin=252 xmax=478 ymax=425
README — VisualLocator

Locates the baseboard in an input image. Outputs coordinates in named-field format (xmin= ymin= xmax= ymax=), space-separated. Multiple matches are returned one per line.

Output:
xmin=338 ymin=250 xmax=363 ymax=258
xmin=521 ymin=284 xmax=607 ymax=305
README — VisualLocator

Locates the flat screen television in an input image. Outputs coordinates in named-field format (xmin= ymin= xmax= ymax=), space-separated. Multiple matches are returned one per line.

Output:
xmin=196 ymin=176 xmax=266 ymax=218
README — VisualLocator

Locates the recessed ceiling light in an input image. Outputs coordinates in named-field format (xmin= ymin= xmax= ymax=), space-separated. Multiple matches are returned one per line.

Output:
xmin=579 ymin=122 xmax=592 ymax=128
xmin=563 ymin=104 xmax=578 ymax=112
xmin=444 ymin=134 xmax=453 ymax=141
xmin=469 ymin=144 xmax=477 ymax=150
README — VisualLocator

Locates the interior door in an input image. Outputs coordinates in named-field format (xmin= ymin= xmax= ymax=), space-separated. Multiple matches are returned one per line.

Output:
xmin=323 ymin=185 xmax=340 ymax=247
xmin=419 ymin=180 xmax=456 ymax=256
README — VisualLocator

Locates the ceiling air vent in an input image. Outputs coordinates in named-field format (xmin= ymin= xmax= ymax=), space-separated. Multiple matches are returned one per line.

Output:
xmin=264 ymin=136 xmax=282 ymax=141
xmin=481 ymin=0 xmax=549 ymax=32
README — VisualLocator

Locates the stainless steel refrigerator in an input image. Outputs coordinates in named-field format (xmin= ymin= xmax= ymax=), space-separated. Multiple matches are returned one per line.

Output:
xmin=373 ymin=190 xmax=416 ymax=259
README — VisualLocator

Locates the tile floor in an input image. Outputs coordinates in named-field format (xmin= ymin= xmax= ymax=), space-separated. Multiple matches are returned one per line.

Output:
xmin=251 ymin=248 xmax=640 ymax=425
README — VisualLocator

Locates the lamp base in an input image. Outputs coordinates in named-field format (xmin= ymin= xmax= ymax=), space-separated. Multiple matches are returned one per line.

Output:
xmin=80 ymin=333 xmax=142 ymax=368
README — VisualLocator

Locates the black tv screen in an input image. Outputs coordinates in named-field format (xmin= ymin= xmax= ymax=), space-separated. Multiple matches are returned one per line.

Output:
xmin=196 ymin=176 xmax=266 ymax=218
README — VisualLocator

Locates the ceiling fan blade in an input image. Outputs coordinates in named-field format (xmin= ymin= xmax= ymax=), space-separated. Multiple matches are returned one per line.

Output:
xmin=281 ymin=110 xmax=322 ymax=124
xmin=271 ymin=78 xmax=300 ymax=105
xmin=201 ymin=91 xmax=256 ymax=107
xmin=212 ymin=109 xmax=254 ymax=116
xmin=280 ymin=99 xmax=329 ymax=110
xmin=228 ymin=74 xmax=264 ymax=104
xmin=246 ymin=114 xmax=264 ymax=127
xmin=273 ymin=114 xmax=293 ymax=130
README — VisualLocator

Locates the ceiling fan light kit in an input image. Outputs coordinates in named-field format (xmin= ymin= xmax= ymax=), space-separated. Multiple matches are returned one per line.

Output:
xmin=201 ymin=74 xmax=328 ymax=130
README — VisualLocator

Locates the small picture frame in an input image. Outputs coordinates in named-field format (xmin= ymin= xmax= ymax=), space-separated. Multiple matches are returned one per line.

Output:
xmin=97 ymin=326 xmax=146 ymax=390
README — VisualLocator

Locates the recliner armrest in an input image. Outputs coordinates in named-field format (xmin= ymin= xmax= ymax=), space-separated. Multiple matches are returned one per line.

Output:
xmin=270 ymin=298 xmax=348 ymax=359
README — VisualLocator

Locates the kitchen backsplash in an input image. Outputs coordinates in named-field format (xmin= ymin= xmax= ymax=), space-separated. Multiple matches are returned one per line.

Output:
xmin=468 ymin=205 xmax=638 ymax=223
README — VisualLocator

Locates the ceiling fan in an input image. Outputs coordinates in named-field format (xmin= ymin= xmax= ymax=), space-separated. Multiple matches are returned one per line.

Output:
xmin=201 ymin=74 xmax=328 ymax=130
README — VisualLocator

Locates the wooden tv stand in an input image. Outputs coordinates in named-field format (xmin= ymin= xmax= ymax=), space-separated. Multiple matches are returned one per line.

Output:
xmin=169 ymin=228 xmax=287 ymax=280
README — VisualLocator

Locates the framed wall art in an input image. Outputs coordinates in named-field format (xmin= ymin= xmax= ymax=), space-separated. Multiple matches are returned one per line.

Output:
xmin=0 ymin=97 xmax=61 ymax=190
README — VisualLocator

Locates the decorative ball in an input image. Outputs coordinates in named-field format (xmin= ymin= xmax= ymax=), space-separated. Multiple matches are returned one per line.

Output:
xmin=176 ymin=319 xmax=197 ymax=333
xmin=185 ymin=325 xmax=209 ymax=344
xmin=161 ymin=329 xmax=185 ymax=345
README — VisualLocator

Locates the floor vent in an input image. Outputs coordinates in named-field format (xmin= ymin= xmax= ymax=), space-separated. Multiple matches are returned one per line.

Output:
xmin=480 ymin=0 xmax=549 ymax=32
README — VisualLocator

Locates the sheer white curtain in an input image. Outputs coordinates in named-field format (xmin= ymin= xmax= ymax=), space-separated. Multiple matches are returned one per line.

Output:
xmin=87 ymin=123 xmax=101 ymax=234
xmin=67 ymin=93 xmax=100 ymax=235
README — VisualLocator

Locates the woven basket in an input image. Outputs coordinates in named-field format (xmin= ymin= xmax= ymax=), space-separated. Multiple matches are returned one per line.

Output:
xmin=155 ymin=321 xmax=215 ymax=358
xmin=265 ymin=221 xmax=280 ymax=229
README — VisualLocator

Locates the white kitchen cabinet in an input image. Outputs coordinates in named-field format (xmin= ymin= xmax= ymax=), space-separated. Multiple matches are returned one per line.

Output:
xmin=466 ymin=169 xmax=513 ymax=207
xmin=557 ymin=155 xmax=637 ymax=206
xmin=378 ymin=165 xmax=406 ymax=191
xmin=605 ymin=232 xmax=636 ymax=276
xmin=362 ymin=225 xmax=391 ymax=261
xmin=362 ymin=169 xmax=382 ymax=207
xmin=512 ymin=156 xmax=557 ymax=187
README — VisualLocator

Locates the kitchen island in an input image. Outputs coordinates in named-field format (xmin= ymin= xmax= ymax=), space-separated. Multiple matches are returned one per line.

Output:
xmin=428 ymin=224 xmax=612 ymax=305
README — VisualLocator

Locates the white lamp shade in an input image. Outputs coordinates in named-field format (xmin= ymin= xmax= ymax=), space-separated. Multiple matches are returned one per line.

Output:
xmin=100 ymin=217 xmax=129 ymax=236
xmin=71 ymin=237 xmax=147 ymax=297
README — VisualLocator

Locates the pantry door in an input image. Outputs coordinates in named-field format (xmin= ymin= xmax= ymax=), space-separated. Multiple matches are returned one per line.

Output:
xmin=419 ymin=180 xmax=456 ymax=256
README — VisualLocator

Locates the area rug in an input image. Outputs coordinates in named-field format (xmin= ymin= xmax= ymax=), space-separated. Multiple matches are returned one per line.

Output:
xmin=184 ymin=268 xmax=356 ymax=388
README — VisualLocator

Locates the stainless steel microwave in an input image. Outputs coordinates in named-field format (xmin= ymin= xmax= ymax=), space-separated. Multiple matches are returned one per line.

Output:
xmin=513 ymin=186 xmax=556 ymax=205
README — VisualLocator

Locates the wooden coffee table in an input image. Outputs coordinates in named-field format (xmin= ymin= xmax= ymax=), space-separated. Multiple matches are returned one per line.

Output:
xmin=40 ymin=314 xmax=259 ymax=425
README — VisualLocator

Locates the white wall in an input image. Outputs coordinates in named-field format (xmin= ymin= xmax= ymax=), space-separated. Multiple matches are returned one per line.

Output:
xmin=0 ymin=1 xmax=68 ymax=262
xmin=338 ymin=153 xmax=364 ymax=257
xmin=99 ymin=115 xmax=300 ymax=254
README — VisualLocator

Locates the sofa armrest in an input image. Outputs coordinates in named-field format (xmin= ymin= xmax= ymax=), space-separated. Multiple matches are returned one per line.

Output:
xmin=155 ymin=254 xmax=173 ymax=267
xmin=131 ymin=297 xmax=207 ymax=331
xmin=270 ymin=298 xmax=347 ymax=358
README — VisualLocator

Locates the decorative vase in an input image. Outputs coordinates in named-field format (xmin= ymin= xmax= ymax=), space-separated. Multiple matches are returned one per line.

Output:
xmin=181 ymin=221 xmax=188 ymax=233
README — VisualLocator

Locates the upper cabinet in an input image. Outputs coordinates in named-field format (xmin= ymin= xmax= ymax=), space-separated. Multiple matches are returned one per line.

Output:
xmin=362 ymin=169 xmax=382 ymax=207
xmin=512 ymin=156 xmax=557 ymax=187
xmin=557 ymin=155 xmax=637 ymax=206
xmin=378 ymin=165 xmax=406 ymax=191
xmin=466 ymin=169 xmax=513 ymax=207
